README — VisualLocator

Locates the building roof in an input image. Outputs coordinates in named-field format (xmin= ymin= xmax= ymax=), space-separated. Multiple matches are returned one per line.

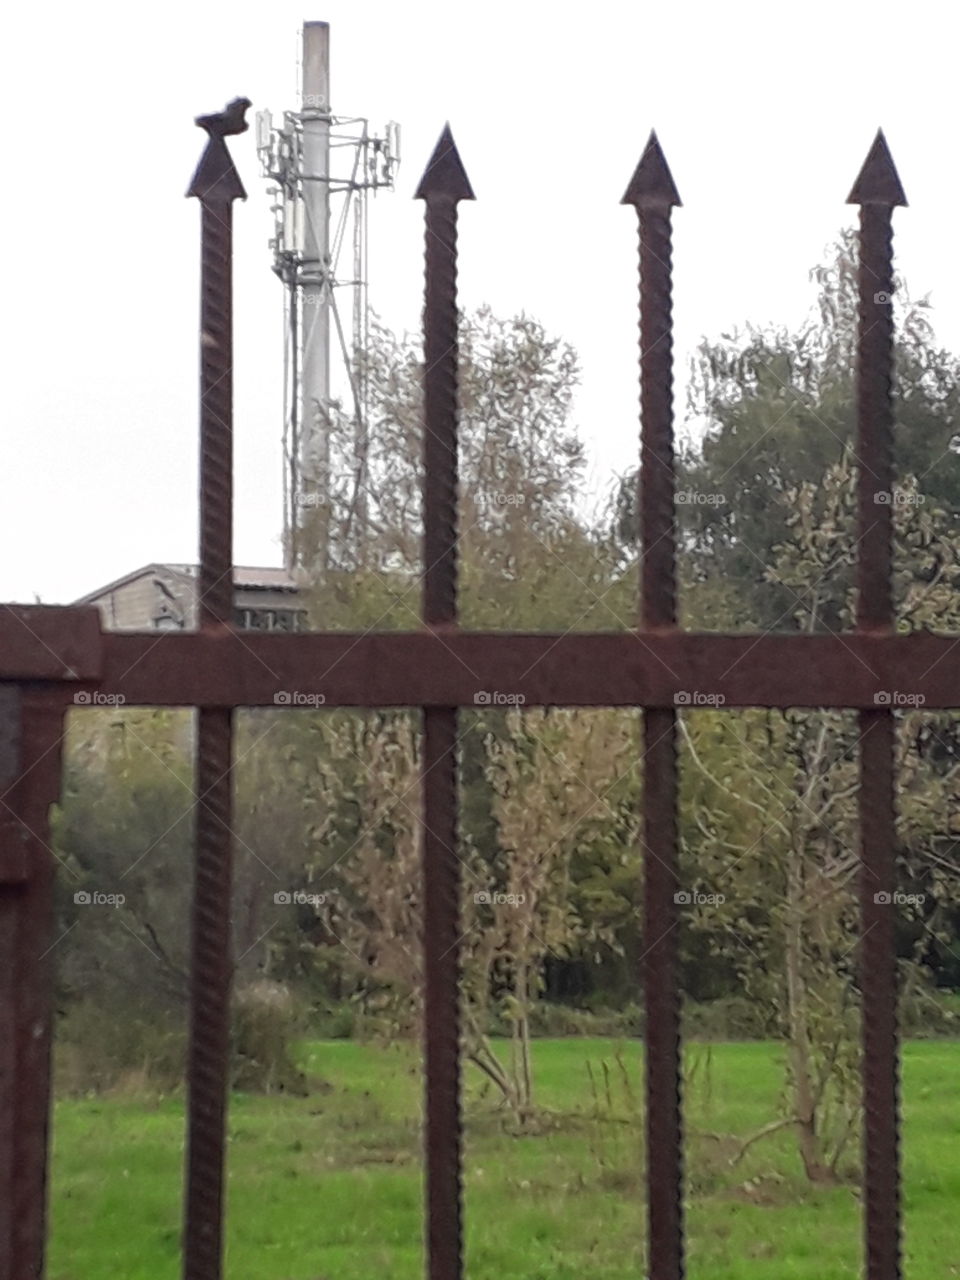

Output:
xmin=74 ymin=562 xmax=301 ymax=605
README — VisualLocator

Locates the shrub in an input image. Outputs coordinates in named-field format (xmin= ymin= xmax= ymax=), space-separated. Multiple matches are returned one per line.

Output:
xmin=311 ymin=1000 xmax=357 ymax=1039
xmin=231 ymin=979 xmax=309 ymax=1095
xmin=683 ymin=996 xmax=777 ymax=1041
xmin=55 ymin=980 xmax=311 ymax=1097
xmin=54 ymin=1001 xmax=186 ymax=1096
xmin=898 ymin=982 xmax=958 ymax=1039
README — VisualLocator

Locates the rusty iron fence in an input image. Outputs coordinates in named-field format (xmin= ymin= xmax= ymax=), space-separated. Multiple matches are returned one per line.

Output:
xmin=0 ymin=103 xmax=926 ymax=1279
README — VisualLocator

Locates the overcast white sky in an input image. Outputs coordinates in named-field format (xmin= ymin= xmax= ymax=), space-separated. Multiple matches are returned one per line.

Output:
xmin=2 ymin=0 xmax=959 ymax=604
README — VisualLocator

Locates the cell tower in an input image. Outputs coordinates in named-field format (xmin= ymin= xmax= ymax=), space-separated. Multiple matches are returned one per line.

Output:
xmin=256 ymin=21 xmax=400 ymax=570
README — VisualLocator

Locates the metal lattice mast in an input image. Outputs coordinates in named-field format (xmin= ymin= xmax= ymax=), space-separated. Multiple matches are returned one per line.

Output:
xmin=257 ymin=20 xmax=400 ymax=571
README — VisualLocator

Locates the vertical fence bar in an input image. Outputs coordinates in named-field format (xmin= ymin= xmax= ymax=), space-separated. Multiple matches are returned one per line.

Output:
xmin=623 ymin=132 xmax=684 ymax=1280
xmin=0 ymin=685 xmax=20 ymax=1280
xmin=415 ymin=125 xmax=474 ymax=1280
xmin=0 ymin=690 xmax=66 ymax=1280
xmin=183 ymin=101 xmax=248 ymax=1280
xmin=848 ymin=130 xmax=906 ymax=1280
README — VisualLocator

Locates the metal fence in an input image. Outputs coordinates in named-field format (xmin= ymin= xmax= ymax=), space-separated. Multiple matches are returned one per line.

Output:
xmin=0 ymin=104 xmax=921 ymax=1279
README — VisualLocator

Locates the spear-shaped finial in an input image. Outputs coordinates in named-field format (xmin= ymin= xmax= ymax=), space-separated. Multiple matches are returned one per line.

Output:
xmin=847 ymin=128 xmax=907 ymax=207
xmin=415 ymin=123 xmax=475 ymax=202
xmin=622 ymin=130 xmax=682 ymax=208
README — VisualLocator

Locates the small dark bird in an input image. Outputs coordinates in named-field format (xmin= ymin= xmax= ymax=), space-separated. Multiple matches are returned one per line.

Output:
xmin=194 ymin=96 xmax=251 ymax=138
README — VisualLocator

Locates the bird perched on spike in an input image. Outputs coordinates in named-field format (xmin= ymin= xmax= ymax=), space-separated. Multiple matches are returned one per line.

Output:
xmin=195 ymin=97 xmax=251 ymax=138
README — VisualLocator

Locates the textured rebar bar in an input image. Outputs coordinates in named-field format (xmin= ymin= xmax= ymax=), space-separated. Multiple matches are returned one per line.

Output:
xmin=184 ymin=707 xmax=234 ymax=1280
xmin=856 ymin=205 xmax=895 ymax=633
xmin=859 ymin=711 xmax=900 ymax=1280
xmin=0 ymin=694 xmax=63 ymax=1280
xmin=624 ymin=132 xmax=684 ymax=1280
xmin=197 ymin=201 xmax=235 ymax=629
xmin=184 ymin=110 xmax=246 ymax=1280
xmin=849 ymin=131 xmax=906 ymax=1280
xmin=642 ymin=708 xmax=683 ymax=1279
xmin=421 ymin=705 xmax=461 ymax=1280
xmin=0 ymin=686 xmax=22 ymax=1280
xmin=416 ymin=125 xmax=473 ymax=1280
xmin=638 ymin=204 xmax=678 ymax=632
xmin=421 ymin=201 xmax=461 ymax=626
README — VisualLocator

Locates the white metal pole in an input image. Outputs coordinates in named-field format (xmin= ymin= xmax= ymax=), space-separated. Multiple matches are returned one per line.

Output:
xmin=300 ymin=20 xmax=331 ymax=567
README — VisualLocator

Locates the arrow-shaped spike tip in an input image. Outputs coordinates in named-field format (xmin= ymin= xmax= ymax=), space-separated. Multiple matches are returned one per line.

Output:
xmin=186 ymin=135 xmax=247 ymax=201
xmin=847 ymin=130 xmax=907 ymax=206
xmin=621 ymin=130 xmax=682 ymax=208
xmin=414 ymin=124 xmax=475 ymax=201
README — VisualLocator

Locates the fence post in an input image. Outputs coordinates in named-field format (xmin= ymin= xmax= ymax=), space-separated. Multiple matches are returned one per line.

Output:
xmin=183 ymin=98 xmax=248 ymax=1280
xmin=416 ymin=123 xmax=474 ymax=1280
xmin=849 ymin=129 xmax=906 ymax=1280
xmin=623 ymin=131 xmax=685 ymax=1280
xmin=0 ymin=689 xmax=66 ymax=1280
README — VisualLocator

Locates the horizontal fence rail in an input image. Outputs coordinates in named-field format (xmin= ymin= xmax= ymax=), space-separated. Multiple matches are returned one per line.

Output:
xmin=0 ymin=114 xmax=920 ymax=1280
xmin=6 ymin=626 xmax=960 ymax=710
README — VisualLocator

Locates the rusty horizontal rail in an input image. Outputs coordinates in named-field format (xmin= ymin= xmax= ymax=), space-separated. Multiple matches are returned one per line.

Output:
xmin=13 ymin=628 xmax=955 ymax=709
xmin=0 ymin=607 xmax=102 ymax=681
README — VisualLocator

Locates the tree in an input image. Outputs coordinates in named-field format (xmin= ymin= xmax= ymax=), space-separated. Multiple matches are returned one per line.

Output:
xmin=679 ymin=454 xmax=960 ymax=1181
xmin=617 ymin=229 xmax=960 ymax=628
xmin=269 ymin=307 xmax=637 ymax=1118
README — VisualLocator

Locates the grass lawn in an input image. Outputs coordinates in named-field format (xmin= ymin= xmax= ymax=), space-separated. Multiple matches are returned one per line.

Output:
xmin=47 ymin=1038 xmax=960 ymax=1279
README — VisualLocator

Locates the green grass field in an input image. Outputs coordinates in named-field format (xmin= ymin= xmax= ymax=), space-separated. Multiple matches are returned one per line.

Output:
xmin=47 ymin=1039 xmax=960 ymax=1279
